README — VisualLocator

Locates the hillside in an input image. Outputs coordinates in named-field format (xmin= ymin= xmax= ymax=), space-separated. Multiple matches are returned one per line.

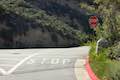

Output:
xmin=0 ymin=0 xmax=91 ymax=48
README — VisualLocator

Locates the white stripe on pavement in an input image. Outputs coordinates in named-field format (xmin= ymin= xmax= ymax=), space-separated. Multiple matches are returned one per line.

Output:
xmin=0 ymin=52 xmax=42 ymax=75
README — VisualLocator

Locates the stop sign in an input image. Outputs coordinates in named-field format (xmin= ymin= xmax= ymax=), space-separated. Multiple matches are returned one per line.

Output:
xmin=89 ymin=16 xmax=98 ymax=29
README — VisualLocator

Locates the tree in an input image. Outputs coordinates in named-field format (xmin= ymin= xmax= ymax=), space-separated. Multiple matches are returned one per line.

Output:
xmin=80 ymin=0 xmax=120 ymax=43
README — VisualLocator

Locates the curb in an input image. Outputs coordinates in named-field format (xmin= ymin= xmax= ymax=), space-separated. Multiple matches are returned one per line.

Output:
xmin=85 ymin=57 xmax=100 ymax=80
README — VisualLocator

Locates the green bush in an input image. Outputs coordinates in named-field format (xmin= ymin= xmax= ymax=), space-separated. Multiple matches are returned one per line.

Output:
xmin=109 ymin=42 xmax=120 ymax=60
xmin=107 ymin=61 xmax=120 ymax=80
xmin=0 ymin=0 xmax=89 ymax=44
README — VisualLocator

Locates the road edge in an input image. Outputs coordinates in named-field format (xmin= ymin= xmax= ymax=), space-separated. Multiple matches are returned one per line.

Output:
xmin=85 ymin=57 xmax=100 ymax=80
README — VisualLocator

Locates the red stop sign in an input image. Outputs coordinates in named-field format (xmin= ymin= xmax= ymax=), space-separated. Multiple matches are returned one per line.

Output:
xmin=89 ymin=16 xmax=98 ymax=29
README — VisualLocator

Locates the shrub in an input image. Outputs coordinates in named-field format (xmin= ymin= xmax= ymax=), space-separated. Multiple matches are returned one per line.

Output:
xmin=107 ymin=61 xmax=120 ymax=80
xmin=108 ymin=42 xmax=120 ymax=60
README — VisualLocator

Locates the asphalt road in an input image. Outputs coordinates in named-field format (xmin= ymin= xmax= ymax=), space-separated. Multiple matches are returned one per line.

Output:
xmin=0 ymin=46 xmax=91 ymax=80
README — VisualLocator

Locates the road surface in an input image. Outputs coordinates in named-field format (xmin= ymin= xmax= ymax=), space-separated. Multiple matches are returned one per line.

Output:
xmin=0 ymin=46 xmax=91 ymax=80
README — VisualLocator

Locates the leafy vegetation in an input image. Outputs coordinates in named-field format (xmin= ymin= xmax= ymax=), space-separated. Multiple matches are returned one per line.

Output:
xmin=81 ymin=0 xmax=120 ymax=80
xmin=0 ymin=0 xmax=120 ymax=79
xmin=0 ymin=0 xmax=84 ymax=40
xmin=0 ymin=0 xmax=90 ymax=48
xmin=80 ymin=0 xmax=120 ymax=42
xmin=85 ymin=42 xmax=120 ymax=80
xmin=109 ymin=42 xmax=120 ymax=60
xmin=85 ymin=42 xmax=109 ymax=79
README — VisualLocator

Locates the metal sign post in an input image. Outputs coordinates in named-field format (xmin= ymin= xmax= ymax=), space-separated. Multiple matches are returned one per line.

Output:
xmin=96 ymin=38 xmax=103 ymax=54
xmin=89 ymin=15 xmax=102 ymax=54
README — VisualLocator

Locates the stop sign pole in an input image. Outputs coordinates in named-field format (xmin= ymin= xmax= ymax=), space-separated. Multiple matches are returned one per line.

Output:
xmin=89 ymin=16 xmax=103 ymax=54
xmin=89 ymin=16 xmax=98 ymax=29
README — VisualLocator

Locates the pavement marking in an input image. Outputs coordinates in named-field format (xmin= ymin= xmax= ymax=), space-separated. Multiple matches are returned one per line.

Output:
xmin=74 ymin=59 xmax=90 ymax=80
xmin=0 ymin=52 xmax=42 ymax=75
xmin=27 ymin=59 xmax=35 ymax=64
xmin=75 ymin=59 xmax=84 ymax=80
xmin=0 ymin=46 xmax=91 ymax=78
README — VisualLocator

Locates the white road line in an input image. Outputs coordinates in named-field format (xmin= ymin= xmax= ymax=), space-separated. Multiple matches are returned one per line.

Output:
xmin=0 ymin=68 xmax=7 ymax=75
xmin=0 ymin=46 xmax=90 ymax=75
xmin=0 ymin=52 xmax=42 ymax=75
xmin=74 ymin=59 xmax=86 ymax=80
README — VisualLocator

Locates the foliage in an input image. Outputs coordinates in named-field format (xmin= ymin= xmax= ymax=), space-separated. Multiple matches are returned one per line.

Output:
xmin=86 ymin=41 xmax=109 ymax=79
xmin=81 ymin=0 xmax=120 ymax=80
xmin=0 ymin=0 xmax=89 ymax=46
xmin=108 ymin=42 xmax=120 ymax=60
xmin=80 ymin=0 xmax=120 ymax=43
xmin=87 ymin=41 xmax=120 ymax=80
xmin=107 ymin=61 xmax=120 ymax=80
